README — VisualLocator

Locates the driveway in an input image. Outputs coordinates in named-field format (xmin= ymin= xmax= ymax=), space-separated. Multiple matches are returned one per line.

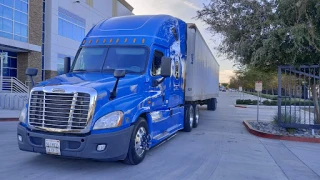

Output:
xmin=0 ymin=92 xmax=319 ymax=180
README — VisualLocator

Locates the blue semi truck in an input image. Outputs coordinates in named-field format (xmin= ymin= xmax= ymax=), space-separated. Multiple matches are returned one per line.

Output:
xmin=17 ymin=15 xmax=219 ymax=165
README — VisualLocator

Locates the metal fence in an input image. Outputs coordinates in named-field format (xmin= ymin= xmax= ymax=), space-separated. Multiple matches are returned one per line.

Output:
xmin=278 ymin=65 xmax=320 ymax=129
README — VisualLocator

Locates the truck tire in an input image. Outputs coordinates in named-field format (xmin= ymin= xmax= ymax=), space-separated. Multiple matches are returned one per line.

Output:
xmin=183 ymin=105 xmax=194 ymax=132
xmin=193 ymin=104 xmax=199 ymax=128
xmin=207 ymin=98 xmax=217 ymax=111
xmin=212 ymin=98 xmax=217 ymax=111
xmin=123 ymin=117 xmax=148 ymax=165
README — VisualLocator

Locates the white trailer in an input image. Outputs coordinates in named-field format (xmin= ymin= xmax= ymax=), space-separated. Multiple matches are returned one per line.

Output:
xmin=185 ymin=23 xmax=220 ymax=110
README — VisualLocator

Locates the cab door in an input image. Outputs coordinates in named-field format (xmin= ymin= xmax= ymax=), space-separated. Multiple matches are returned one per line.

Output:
xmin=149 ymin=46 xmax=179 ymax=138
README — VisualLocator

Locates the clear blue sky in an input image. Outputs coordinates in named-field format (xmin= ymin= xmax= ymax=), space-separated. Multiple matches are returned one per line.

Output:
xmin=126 ymin=0 xmax=235 ymax=83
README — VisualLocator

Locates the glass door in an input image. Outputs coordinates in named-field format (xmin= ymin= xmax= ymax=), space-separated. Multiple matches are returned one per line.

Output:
xmin=0 ymin=52 xmax=8 ymax=91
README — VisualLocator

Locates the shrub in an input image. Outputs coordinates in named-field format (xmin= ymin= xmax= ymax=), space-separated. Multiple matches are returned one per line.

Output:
xmin=251 ymin=100 xmax=258 ymax=105
xmin=274 ymin=111 xmax=301 ymax=124
xmin=270 ymin=100 xmax=278 ymax=106
xmin=271 ymin=97 xmax=278 ymax=101
xmin=236 ymin=99 xmax=256 ymax=105
xmin=263 ymin=100 xmax=270 ymax=105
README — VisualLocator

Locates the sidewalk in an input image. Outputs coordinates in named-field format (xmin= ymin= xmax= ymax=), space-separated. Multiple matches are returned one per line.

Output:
xmin=0 ymin=109 xmax=21 ymax=120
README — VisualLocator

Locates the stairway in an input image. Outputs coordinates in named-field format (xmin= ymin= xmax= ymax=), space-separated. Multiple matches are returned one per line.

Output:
xmin=0 ymin=77 xmax=29 ymax=110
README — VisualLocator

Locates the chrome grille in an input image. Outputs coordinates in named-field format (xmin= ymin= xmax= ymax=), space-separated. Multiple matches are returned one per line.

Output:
xmin=28 ymin=91 xmax=91 ymax=130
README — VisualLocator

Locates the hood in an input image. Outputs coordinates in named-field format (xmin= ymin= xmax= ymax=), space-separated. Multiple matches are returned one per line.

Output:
xmin=36 ymin=72 xmax=146 ymax=108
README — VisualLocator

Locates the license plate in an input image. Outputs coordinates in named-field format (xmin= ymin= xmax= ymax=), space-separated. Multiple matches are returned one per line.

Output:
xmin=45 ymin=139 xmax=61 ymax=155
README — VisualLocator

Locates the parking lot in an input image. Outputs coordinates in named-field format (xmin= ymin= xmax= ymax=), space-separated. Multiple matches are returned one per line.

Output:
xmin=0 ymin=92 xmax=319 ymax=180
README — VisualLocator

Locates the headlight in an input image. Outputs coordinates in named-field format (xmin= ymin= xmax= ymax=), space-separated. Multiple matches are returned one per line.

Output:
xmin=93 ymin=111 xmax=124 ymax=130
xmin=19 ymin=106 xmax=27 ymax=124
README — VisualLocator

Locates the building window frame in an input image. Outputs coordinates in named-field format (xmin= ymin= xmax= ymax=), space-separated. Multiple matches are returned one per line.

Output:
xmin=0 ymin=0 xmax=29 ymax=42
xmin=58 ymin=7 xmax=86 ymax=42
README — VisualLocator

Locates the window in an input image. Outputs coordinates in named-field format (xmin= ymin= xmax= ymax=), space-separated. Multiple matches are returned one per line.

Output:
xmin=57 ymin=54 xmax=74 ymax=75
xmin=58 ymin=7 xmax=85 ymax=42
xmin=1 ymin=51 xmax=17 ymax=78
xmin=72 ymin=47 xmax=107 ymax=72
xmin=71 ymin=47 xmax=149 ymax=74
xmin=103 ymin=47 xmax=148 ymax=74
xmin=151 ymin=51 xmax=163 ymax=76
xmin=0 ymin=0 xmax=29 ymax=42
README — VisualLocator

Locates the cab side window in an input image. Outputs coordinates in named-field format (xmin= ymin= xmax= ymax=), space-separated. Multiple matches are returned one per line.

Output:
xmin=152 ymin=51 xmax=164 ymax=76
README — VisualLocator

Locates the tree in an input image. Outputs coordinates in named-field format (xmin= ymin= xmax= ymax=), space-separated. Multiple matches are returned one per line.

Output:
xmin=221 ymin=83 xmax=229 ymax=88
xmin=197 ymin=0 xmax=320 ymax=123
xmin=229 ymin=68 xmax=278 ymax=93
xmin=197 ymin=0 xmax=320 ymax=69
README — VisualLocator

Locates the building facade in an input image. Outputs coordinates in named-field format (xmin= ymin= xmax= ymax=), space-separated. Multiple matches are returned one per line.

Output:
xmin=0 ymin=0 xmax=134 ymax=84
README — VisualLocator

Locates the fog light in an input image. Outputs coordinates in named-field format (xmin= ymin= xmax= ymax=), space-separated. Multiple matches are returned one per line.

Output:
xmin=18 ymin=135 xmax=23 ymax=142
xmin=97 ymin=144 xmax=106 ymax=151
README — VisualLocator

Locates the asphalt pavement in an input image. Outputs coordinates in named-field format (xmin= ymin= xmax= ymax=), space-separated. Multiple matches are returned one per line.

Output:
xmin=0 ymin=92 xmax=319 ymax=180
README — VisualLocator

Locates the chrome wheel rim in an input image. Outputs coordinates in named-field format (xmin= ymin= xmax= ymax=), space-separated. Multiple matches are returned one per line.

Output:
xmin=135 ymin=127 xmax=146 ymax=157
xmin=189 ymin=106 xmax=194 ymax=128
xmin=195 ymin=106 xmax=199 ymax=124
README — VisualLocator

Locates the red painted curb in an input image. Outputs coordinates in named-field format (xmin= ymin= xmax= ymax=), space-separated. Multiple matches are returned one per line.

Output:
xmin=0 ymin=118 xmax=18 ymax=122
xmin=243 ymin=120 xmax=320 ymax=143
xmin=234 ymin=104 xmax=247 ymax=108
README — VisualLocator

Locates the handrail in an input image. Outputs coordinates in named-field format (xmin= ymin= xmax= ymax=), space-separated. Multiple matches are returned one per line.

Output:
xmin=0 ymin=76 xmax=29 ymax=110
xmin=1 ymin=76 xmax=29 ymax=93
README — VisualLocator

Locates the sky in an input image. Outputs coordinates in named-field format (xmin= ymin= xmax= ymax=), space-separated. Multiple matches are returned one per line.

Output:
xmin=126 ymin=0 xmax=235 ymax=83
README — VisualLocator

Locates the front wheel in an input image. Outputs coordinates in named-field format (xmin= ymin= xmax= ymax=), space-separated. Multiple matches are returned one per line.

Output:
xmin=123 ymin=117 xmax=148 ymax=165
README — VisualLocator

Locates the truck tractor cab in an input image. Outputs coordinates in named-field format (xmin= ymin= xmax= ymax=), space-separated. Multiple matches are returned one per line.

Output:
xmin=17 ymin=15 xmax=195 ymax=165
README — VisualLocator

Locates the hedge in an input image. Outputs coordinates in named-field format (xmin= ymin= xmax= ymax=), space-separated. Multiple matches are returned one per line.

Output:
xmin=236 ymin=99 xmax=258 ymax=105
xmin=245 ymin=92 xmax=278 ymax=100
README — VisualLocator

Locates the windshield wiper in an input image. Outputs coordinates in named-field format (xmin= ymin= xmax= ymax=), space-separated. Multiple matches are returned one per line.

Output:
xmin=72 ymin=69 xmax=88 ymax=72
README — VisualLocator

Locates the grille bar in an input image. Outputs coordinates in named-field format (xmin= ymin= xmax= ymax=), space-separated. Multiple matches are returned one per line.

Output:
xmin=28 ymin=91 xmax=91 ymax=131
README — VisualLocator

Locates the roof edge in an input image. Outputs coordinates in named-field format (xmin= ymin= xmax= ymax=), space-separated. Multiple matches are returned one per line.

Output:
xmin=118 ymin=0 xmax=134 ymax=12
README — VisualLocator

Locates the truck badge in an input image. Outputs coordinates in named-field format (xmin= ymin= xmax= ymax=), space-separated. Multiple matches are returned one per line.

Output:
xmin=52 ymin=88 xmax=65 ymax=93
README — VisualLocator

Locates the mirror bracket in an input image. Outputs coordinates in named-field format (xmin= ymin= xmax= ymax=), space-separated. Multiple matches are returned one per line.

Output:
xmin=152 ymin=77 xmax=165 ymax=87
xmin=110 ymin=69 xmax=126 ymax=100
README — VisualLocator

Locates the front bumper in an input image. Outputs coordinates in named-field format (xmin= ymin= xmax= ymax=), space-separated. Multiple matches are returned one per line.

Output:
xmin=17 ymin=124 xmax=133 ymax=161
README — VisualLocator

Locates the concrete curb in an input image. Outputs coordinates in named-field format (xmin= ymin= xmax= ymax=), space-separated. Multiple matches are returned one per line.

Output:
xmin=0 ymin=118 xmax=18 ymax=122
xmin=243 ymin=120 xmax=320 ymax=143
xmin=234 ymin=104 xmax=247 ymax=108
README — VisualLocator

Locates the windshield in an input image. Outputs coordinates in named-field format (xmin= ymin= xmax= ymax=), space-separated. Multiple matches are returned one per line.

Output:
xmin=71 ymin=46 xmax=149 ymax=74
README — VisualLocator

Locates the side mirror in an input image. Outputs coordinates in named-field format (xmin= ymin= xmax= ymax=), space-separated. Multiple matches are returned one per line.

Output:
xmin=25 ymin=68 xmax=38 ymax=89
xmin=160 ymin=56 xmax=172 ymax=77
xmin=64 ymin=57 xmax=71 ymax=74
xmin=114 ymin=69 xmax=126 ymax=79
xmin=110 ymin=69 xmax=126 ymax=100
xmin=26 ymin=68 xmax=38 ymax=77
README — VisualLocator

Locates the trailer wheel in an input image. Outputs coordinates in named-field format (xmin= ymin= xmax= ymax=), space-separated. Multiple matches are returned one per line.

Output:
xmin=183 ymin=105 xmax=194 ymax=132
xmin=123 ymin=117 xmax=148 ymax=165
xmin=193 ymin=104 xmax=199 ymax=128
xmin=212 ymin=98 xmax=217 ymax=111
xmin=207 ymin=98 xmax=217 ymax=111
